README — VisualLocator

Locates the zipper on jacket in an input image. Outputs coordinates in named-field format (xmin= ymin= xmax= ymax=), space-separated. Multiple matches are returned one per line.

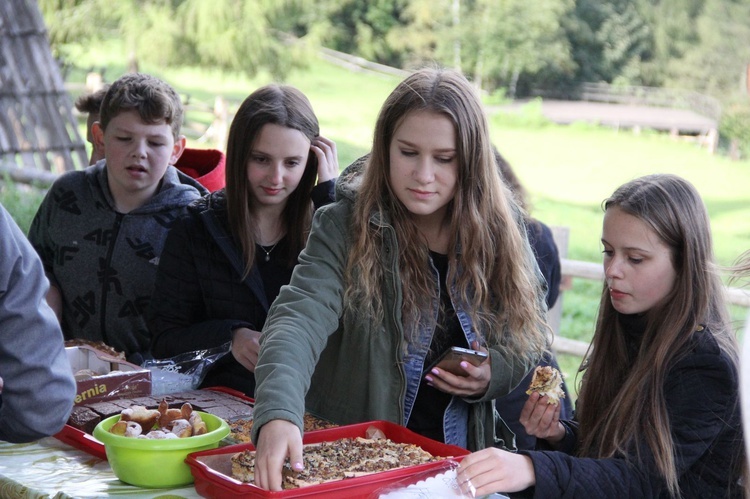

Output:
xmin=99 ymin=213 xmax=124 ymax=345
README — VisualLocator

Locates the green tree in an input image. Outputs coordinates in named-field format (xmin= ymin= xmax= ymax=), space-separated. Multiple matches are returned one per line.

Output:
xmin=457 ymin=0 xmax=575 ymax=96
xmin=303 ymin=0 xmax=410 ymax=67
xmin=635 ymin=0 xmax=703 ymax=86
xmin=666 ymin=0 xmax=750 ymax=101
xmin=38 ymin=0 xmax=119 ymax=58
xmin=564 ymin=0 xmax=651 ymax=85
xmin=720 ymin=100 xmax=750 ymax=159
xmin=177 ymin=0 xmax=308 ymax=79
xmin=387 ymin=0 xmax=575 ymax=96
xmin=387 ymin=0 xmax=451 ymax=69
xmin=39 ymin=0 xmax=312 ymax=80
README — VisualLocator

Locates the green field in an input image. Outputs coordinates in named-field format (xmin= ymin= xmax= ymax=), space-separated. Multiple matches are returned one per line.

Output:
xmin=4 ymin=50 xmax=749 ymax=396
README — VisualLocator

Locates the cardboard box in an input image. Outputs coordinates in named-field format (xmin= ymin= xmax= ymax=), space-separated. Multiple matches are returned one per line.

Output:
xmin=66 ymin=346 xmax=151 ymax=405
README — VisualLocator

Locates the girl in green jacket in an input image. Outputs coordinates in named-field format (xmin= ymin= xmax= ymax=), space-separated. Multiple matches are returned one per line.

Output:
xmin=251 ymin=67 xmax=550 ymax=491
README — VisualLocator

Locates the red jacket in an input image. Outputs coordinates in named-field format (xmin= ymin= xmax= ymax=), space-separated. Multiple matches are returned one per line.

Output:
xmin=175 ymin=148 xmax=226 ymax=192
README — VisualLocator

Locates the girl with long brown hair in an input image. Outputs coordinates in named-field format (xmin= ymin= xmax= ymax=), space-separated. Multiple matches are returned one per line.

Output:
xmin=250 ymin=67 xmax=549 ymax=491
xmin=148 ymin=84 xmax=338 ymax=396
xmin=458 ymin=174 xmax=745 ymax=498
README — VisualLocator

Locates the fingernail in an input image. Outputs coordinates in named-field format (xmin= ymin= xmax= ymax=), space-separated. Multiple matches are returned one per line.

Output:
xmin=424 ymin=375 xmax=433 ymax=383
xmin=460 ymin=361 xmax=468 ymax=369
xmin=292 ymin=461 xmax=304 ymax=471
xmin=431 ymin=369 xmax=439 ymax=375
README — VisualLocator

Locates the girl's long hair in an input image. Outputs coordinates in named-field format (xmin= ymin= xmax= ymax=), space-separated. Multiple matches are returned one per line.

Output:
xmin=345 ymin=67 xmax=548 ymax=363
xmin=224 ymin=85 xmax=319 ymax=275
xmin=576 ymin=174 xmax=740 ymax=497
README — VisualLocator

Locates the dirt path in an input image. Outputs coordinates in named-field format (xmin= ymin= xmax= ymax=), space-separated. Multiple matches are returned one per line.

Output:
xmin=494 ymin=99 xmax=717 ymax=135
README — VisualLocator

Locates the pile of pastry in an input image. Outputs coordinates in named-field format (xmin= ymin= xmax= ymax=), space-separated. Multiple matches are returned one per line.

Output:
xmin=108 ymin=399 xmax=207 ymax=439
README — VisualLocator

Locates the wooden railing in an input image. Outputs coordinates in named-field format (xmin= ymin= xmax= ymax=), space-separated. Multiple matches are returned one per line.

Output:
xmin=532 ymin=82 xmax=722 ymax=122
xmin=578 ymin=82 xmax=722 ymax=121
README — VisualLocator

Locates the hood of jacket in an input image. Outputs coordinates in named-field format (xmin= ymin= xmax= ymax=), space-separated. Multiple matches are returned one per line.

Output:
xmin=91 ymin=161 xmax=208 ymax=215
xmin=335 ymin=154 xmax=368 ymax=204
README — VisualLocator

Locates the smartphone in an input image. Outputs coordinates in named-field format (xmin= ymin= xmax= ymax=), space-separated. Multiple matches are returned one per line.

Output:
xmin=425 ymin=346 xmax=488 ymax=377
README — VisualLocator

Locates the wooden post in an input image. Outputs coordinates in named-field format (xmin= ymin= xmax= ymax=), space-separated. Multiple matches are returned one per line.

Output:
xmin=548 ymin=226 xmax=570 ymax=336
xmin=212 ymin=96 xmax=228 ymax=150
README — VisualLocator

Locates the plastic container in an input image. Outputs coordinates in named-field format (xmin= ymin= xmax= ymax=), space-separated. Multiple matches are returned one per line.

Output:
xmin=93 ymin=411 xmax=229 ymax=488
xmin=57 ymin=386 xmax=255 ymax=461
xmin=55 ymin=424 xmax=108 ymax=460
xmin=186 ymin=420 xmax=469 ymax=498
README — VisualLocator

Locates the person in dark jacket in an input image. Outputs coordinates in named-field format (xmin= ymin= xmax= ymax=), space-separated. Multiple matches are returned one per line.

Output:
xmin=736 ymin=252 xmax=750 ymax=481
xmin=492 ymin=148 xmax=573 ymax=451
xmin=457 ymin=174 xmax=745 ymax=498
xmin=148 ymin=84 xmax=338 ymax=396
xmin=28 ymin=73 xmax=208 ymax=364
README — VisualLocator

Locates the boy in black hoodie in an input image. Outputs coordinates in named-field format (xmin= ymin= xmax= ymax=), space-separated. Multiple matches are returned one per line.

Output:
xmin=29 ymin=73 xmax=208 ymax=364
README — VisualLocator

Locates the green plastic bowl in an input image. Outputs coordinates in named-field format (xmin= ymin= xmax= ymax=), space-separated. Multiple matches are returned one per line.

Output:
xmin=93 ymin=411 xmax=229 ymax=488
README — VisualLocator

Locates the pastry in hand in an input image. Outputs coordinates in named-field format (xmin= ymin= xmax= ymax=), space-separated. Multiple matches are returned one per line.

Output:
xmin=526 ymin=366 xmax=566 ymax=405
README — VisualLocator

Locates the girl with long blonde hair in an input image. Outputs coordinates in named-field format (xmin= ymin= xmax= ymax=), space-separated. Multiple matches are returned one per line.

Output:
xmin=250 ymin=67 xmax=549 ymax=491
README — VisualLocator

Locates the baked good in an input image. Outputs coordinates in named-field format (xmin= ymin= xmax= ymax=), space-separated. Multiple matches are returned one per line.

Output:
xmin=120 ymin=405 xmax=160 ymax=433
xmin=66 ymin=389 xmax=254 ymax=435
xmin=231 ymin=435 xmax=440 ymax=488
xmin=158 ymin=400 xmax=193 ymax=428
xmin=109 ymin=400 xmax=209 ymax=439
xmin=228 ymin=413 xmax=336 ymax=443
xmin=525 ymin=365 xmax=566 ymax=405
xmin=65 ymin=339 xmax=125 ymax=360
xmin=67 ymin=406 xmax=102 ymax=434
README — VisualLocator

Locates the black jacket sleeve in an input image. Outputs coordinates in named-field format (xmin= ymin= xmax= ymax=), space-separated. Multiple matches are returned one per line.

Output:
xmin=312 ymin=179 xmax=336 ymax=209
xmin=524 ymin=334 xmax=740 ymax=498
xmin=525 ymin=220 xmax=561 ymax=309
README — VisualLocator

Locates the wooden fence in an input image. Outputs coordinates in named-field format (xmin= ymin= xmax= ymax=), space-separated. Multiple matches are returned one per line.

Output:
xmin=533 ymin=82 xmax=722 ymax=122
xmin=578 ymin=82 xmax=722 ymax=122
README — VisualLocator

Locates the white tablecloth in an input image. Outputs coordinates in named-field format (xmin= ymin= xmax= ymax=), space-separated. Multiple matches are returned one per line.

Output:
xmin=0 ymin=437 xmax=200 ymax=498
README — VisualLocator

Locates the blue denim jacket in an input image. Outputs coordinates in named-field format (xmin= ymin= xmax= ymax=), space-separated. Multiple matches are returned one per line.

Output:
xmin=402 ymin=256 xmax=479 ymax=448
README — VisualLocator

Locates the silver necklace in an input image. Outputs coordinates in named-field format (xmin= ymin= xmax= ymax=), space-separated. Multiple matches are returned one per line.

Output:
xmin=259 ymin=241 xmax=279 ymax=262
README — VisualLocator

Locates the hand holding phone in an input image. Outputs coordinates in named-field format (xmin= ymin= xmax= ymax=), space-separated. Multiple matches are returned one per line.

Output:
xmin=426 ymin=346 xmax=488 ymax=377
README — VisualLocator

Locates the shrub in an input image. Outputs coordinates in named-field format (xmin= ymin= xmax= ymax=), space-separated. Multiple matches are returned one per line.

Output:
xmin=0 ymin=179 xmax=46 ymax=233
xmin=719 ymin=101 xmax=750 ymax=160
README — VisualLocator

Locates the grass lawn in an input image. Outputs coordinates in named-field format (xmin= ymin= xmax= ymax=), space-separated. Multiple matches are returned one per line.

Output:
xmin=5 ymin=48 xmax=749 ymax=397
